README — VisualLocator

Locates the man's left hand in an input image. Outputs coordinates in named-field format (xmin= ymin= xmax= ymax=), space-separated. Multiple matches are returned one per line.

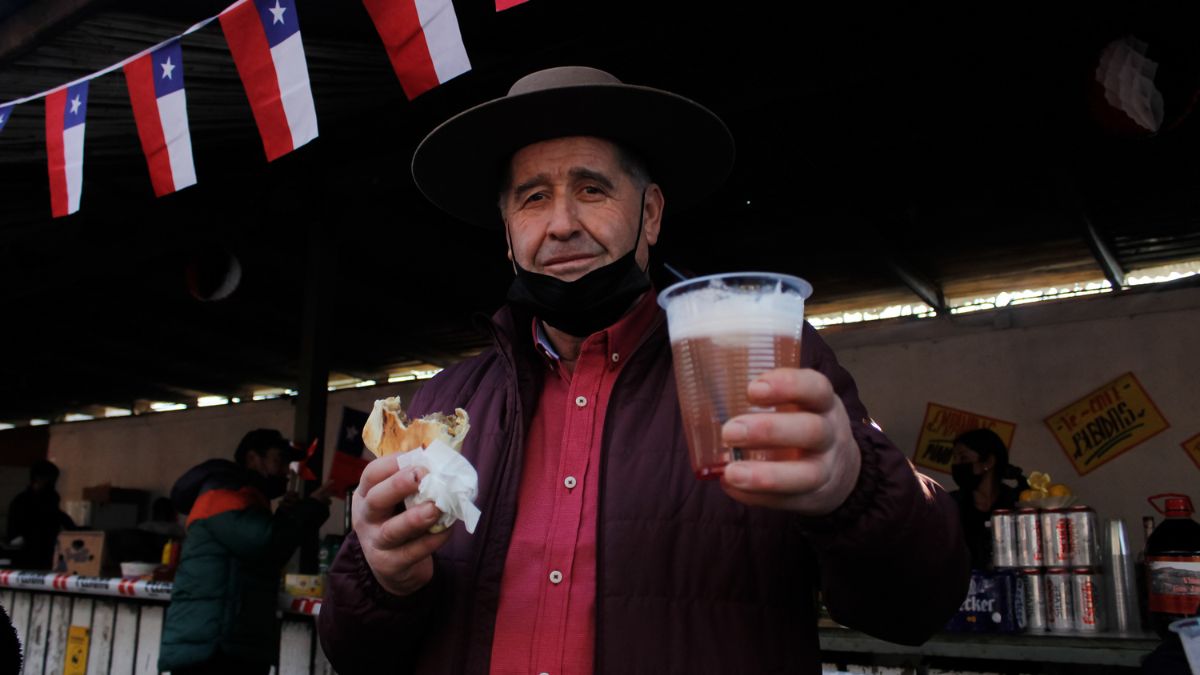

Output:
xmin=719 ymin=368 xmax=861 ymax=516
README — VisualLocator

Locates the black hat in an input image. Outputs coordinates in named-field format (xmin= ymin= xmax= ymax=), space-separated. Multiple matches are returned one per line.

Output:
xmin=234 ymin=429 xmax=305 ymax=465
xmin=411 ymin=66 xmax=735 ymax=229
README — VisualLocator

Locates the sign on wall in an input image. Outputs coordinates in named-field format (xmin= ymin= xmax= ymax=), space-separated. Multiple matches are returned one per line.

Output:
xmin=913 ymin=403 xmax=1018 ymax=474
xmin=1182 ymin=432 xmax=1200 ymax=472
xmin=1044 ymin=372 xmax=1170 ymax=476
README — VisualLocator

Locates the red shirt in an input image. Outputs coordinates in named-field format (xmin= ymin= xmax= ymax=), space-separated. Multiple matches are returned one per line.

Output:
xmin=489 ymin=291 xmax=661 ymax=675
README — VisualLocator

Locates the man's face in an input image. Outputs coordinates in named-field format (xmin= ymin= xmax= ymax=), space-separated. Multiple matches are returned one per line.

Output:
xmin=247 ymin=446 xmax=288 ymax=479
xmin=500 ymin=136 xmax=663 ymax=282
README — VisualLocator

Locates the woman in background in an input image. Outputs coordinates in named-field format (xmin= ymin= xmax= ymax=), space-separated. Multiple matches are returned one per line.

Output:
xmin=949 ymin=428 xmax=1028 ymax=569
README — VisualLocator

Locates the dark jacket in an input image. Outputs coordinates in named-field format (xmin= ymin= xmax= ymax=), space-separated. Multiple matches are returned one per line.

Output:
xmin=159 ymin=459 xmax=328 ymax=671
xmin=951 ymin=483 xmax=1021 ymax=570
xmin=7 ymin=487 xmax=74 ymax=571
xmin=319 ymin=304 xmax=970 ymax=675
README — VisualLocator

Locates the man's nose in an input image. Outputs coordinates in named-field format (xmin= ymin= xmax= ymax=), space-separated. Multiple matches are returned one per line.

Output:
xmin=544 ymin=194 xmax=581 ymax=239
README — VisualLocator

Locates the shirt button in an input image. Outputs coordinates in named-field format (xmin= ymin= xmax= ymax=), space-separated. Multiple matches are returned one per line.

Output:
xmin=564 ymin=476 xmax=577 ymax=489
xmin=611 ymin=352 xmax=620 ymax=363
xmin=575 ymin=395 xmax=587 ymax=408
xmin=549 ymin=570 xmax=563 ymax=584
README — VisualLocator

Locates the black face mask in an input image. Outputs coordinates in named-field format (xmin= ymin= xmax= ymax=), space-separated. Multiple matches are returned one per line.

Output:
xmin=505 ymin=191 xmax=651 ymax=338
xmin=951 ymin=463 xmax=983 ymax=492
xmin=253 ymin=473 xmax=289 ymax=500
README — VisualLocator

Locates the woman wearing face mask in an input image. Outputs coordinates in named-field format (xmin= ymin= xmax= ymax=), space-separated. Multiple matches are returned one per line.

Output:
xmin=949 ymin=428 xmax=1029 ymax=570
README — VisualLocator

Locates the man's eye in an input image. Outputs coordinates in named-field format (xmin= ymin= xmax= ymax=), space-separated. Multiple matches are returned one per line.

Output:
xmin=523 ymin=193 xmax=546 ymax=204
xmin=582 ymin=186 xmax=604 ymax=196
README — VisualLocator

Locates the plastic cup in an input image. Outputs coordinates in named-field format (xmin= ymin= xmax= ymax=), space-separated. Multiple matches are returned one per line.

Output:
xmin=658 ymin=272 xmax=812 ymax=479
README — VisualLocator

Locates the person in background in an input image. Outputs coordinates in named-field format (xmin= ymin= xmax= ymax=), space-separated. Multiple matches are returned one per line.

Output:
xmin=949 ymin=428 xmax=1028 ymax=569
xmin=6 ymin=459 xmax=75 ymax=570
xmin=158 ymin=429 xmax=332 ymax=675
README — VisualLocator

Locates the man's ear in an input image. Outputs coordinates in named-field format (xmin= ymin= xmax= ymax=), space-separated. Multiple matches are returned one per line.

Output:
xmin=643 ymin=183 xmax=664 ymax=246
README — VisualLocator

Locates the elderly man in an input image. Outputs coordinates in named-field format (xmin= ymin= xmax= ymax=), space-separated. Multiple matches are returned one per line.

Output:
xmin=319 ymin=66 xmax=969 ymax=675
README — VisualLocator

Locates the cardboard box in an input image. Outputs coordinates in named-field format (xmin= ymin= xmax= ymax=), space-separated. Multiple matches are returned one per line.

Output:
xmin=945 ymin=570 xmax=1021 ymax=633
xmin=284 ymin=573 xmax=324 ymax=598
xmin=52 ymin=531 xmax=108 ymax=577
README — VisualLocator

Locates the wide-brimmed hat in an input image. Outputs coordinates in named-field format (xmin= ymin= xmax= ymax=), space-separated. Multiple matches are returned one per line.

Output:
xmin=411 ymin=66 xmax=735 ymax=229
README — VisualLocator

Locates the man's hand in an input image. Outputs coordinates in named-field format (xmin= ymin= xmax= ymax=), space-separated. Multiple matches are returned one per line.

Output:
xmin=719 ymin=368 xmax=861 ymax=516
xmin=353 ymin=454 xmax=451 ymax=597
xmin=308 ymin=480 xmax=335 ymax=505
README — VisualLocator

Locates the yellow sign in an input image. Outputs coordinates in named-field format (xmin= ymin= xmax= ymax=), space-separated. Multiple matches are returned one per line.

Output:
xmin=1183 ymin=432 xmax=1200 ymax=472
xmin=64 ymin=625 xmax=89 ymax=675
xmin=913 ymin=403 xmax=1017 ymax=474
xmin=1044 ymin=372 xmax=1170 ymax=476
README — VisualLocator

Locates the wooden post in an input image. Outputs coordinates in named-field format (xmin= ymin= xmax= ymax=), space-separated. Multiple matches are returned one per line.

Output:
xmin=293 ymin=216 xmax=334 ymax=573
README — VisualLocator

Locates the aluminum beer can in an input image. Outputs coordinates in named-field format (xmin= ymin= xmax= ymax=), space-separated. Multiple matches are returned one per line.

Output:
xmin=1015 ymin=508 xmax=1043 ymax=567
xmin=1041 ymin=508 xmax=1072 ymax=567
xmin=1045 ymin=568 xmax=1074 ymax=633
xmin=1019 ymin=568 xmax=1047 ymax=632
xmin=1071 ymin=568 xmax=1103 ymax=632
xmin=991 ymin=509 xmax=1018 ymax=568
xmin=1068 ymin=506 xmax=1099 ymax=567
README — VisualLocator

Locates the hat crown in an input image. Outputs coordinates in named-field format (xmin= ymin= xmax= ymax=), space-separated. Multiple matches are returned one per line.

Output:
xmin=508 ymin=66 xmax=622 ymax=97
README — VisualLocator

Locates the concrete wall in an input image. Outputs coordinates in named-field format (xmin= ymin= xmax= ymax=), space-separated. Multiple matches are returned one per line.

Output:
xmin=822 ymin=283 xmax=1200 ymax=535
xmin=44 ymin=381 xmax=425 ymax=538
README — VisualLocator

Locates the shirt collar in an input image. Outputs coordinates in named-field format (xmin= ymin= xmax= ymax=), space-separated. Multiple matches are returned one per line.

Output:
xmin=531 ymin=289 xmax=662 ymax=368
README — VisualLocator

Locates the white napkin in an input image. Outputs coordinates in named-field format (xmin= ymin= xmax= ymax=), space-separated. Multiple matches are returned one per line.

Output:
xmin=394 ymin=439 xmax=481 ymax=534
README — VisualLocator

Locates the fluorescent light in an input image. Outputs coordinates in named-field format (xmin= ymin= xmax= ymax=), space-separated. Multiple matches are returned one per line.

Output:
xmin=197 ymin=396 xmax=229 ymax=407
xmin=388 ymin=374 xmax=416 ymax=383
xmin=231 ymin=397 xmax=241 ymax=403
xmin=355 ymin=380 xmax=377 ymax=388
xmin=0 ymin=423 xmax=14 ymax=431
xmin=30 ymin=419 xmax=49 ymax=426
xmin=63 ymin=413 xmax=94 ymax=422
xmin=105 ymin=408 xmax=132 ymax=418
xmin=150 ymin=402 xmax=187 ymax=412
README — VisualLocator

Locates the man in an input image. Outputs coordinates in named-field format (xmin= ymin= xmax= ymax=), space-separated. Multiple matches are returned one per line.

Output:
xmin=7 ymin=459 xmax=75 ymax=570
xmin=160 ymin=429 xmax=331 ymax=675
xmin=319 ymin=67 xmax=969 ymax=674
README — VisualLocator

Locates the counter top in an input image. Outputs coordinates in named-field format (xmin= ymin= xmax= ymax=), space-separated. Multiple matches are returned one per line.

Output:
xmin=819 ymin=624 xmax=1160 ymax=668
xmin=0 ymin=569 xmax=325 ymax=615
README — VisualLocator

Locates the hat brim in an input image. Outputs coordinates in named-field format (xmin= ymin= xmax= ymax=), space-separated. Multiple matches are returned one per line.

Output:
xmin=411 ymin=83 xmax=735 ymax=229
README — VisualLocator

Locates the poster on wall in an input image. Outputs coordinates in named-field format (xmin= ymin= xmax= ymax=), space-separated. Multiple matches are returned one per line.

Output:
xmin=913 ymin=403 xmax=1017 ymax=474
xmin=1182 ymin=432 xmax=1200 ymax=471
xmin=1044 ymin=372 xmax=1170 ymax=476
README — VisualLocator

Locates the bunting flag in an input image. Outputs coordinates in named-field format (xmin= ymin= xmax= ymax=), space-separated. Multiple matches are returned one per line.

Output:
xmin=362 ymin=0 xmax=471 ymax=100
xmin=0 ymin=104 xmax=12 ymax=133
xmin=496 ymin=0 xmax=530 ymax=11
xmin=45 ymin=82 xmax=89 ymax=218
xmin=220 ymin=0 xmax=318 ymax=161
xmin=124 ymin=39 xmax=197 ymax=197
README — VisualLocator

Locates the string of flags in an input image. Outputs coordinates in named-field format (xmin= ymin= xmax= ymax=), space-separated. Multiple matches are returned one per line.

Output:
xmin=0 ymin=0 xmax=500 ymax=218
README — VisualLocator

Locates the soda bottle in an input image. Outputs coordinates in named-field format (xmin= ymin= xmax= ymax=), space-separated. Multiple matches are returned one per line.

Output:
xmin=1145 ymin=494 xmax=1200 ymax=638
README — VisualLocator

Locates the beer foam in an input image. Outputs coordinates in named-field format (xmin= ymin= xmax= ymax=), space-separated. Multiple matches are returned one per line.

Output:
xmin=664 ymin=286 xmax=806 ymax=339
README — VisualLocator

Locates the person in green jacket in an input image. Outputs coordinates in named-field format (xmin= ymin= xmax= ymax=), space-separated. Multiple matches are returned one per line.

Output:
xmin=160 ymin=429 xmax=331 ymax=675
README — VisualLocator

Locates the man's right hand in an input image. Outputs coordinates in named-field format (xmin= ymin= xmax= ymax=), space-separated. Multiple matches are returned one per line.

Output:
xmin=353 ymin=453 xmax=451 ymax=597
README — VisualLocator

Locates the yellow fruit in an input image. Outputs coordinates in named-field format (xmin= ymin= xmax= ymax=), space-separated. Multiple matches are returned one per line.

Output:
xmin=1028 ymin=471 xmax=1052 ymax=491
xmin=1019 ymin=489 xmax=1038 ymax=502
xmin=1048 ymin=484 xmax=1072 ymax=497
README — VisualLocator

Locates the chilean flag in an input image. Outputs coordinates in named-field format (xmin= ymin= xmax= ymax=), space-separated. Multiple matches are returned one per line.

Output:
xmin=45 ymin=82 xmax=88 ymax=218
xmin=124 ymin=39 xmax=197 ymax=197
xmin=362 ymin=0 xmax=471 ymax=100
xmin=0 ymin=104 xmax=12 ymax=133
xmin=220 ymin=0 xmax=318 ymax=161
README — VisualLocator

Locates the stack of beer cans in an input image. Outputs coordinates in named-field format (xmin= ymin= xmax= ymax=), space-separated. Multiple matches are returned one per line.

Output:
xmin=992 ymin=505 xmax=1104 ymax=633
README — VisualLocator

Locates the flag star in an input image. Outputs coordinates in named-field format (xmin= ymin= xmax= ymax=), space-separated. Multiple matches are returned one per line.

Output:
xmin=69 ymin=95 xmax=82 ymax=115
xmin=269 ymin=0 xmax=287 ymax=24
xmin=160 ymin=56 xmax=175 ymax=80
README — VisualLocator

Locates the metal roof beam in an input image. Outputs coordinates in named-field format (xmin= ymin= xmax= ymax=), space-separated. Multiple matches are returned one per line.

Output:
xmin=1083 ymin=216 xmax=1126 ymax=289
xmin=0 ymin=0 xmax=97 ymax=64
xmin=885 ymin=258 xmax=947 ymax=312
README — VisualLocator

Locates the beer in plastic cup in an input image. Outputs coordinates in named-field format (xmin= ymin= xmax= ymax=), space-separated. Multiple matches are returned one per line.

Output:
xmin=658 ymin=272 xmax=812 ymax=479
